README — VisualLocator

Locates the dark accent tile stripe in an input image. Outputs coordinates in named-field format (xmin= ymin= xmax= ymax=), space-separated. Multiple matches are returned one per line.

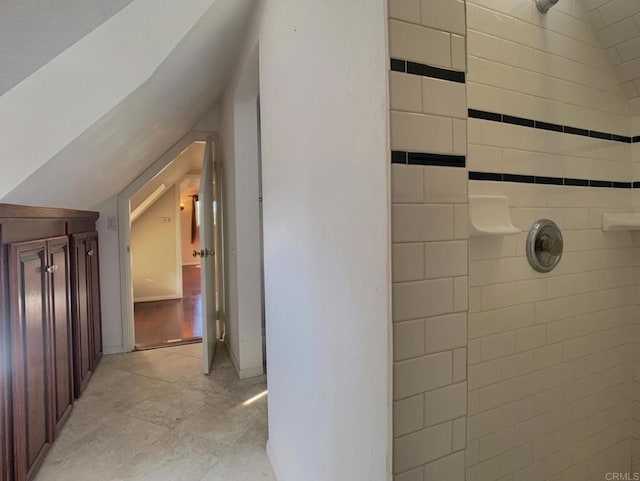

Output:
xmin=469 ymin=172 xmax=636 ymax=189
xmin=408 ymin=152 xmax=466 ymax=167
xmin=469 ymin=171 xmax=502 ymax=181
xmin=536 ymin=176 xmax=563 ymax=185
xmin=390 ymin=59 xmax=406 ymax=73
xmin=391 ymin=151 xmax=407 ymax=164
xmin=590 ymin=180 xmax=612 ymax=188
xmin=468 ymin=109 xmax=502 ymax=122
xmin=589 ymin=130 xmax=612 ymax=140
xmin=564 ymin=178 xmax=589 ymax=187
xmin=391 ymin=151 xmax=465 ymax=168
xmin=467 ymin=109 xmax=640 ymax=144
xmin=503 ymin=173 xmax=534 ymax=184
xmin=535 ymin=120 xmax=563 ymax=132
xmin=564 ymin=126 xmax=589 ymax=137
xmin=406 ymin=62 xmax=466 ymax=83
xmin=390 ymin=58 xmax=465 ymax=83
xmin=503 ymin=115 xmax=534 ymax=128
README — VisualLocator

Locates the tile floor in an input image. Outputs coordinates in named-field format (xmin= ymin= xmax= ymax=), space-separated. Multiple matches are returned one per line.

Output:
xmin=35 ymin=342 xmax=275 ymax=481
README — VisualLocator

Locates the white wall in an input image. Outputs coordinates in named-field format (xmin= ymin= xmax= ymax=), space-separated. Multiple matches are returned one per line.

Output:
xmin=95 ymin=196 xmax=124 ymax=354
xmin=130 ymin=184 xmax=182 ymax=302
xmin=259 ymin=1 xmax=391 ymax=480
xmin=220 ymin=11 xmax=264 ymax=379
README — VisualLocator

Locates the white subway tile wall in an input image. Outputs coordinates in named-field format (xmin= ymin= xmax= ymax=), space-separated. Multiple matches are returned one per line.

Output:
xmin=634 ymin=141 xmax=640 ymax=474
xmin=467 ymin=180 xmax=635 ymax=481
xmin=392 ymin=0 xmax=640 ymax=479
xmin=581 ymin=1 xmax=640 ymax=101
xmin=389 ymin=0 xmax=469 ymax=478
xmin=466 ymin=1 xmax=638 ymax=479
xmin=466 ymin=0 xmax=631 ymax=135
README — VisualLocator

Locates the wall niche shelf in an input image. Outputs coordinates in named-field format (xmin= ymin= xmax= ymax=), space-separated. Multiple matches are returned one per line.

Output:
xmin=601 ymin=213 xmax=640 ymax=231
xmin=469 ymin=195 xmax=522 ymax=237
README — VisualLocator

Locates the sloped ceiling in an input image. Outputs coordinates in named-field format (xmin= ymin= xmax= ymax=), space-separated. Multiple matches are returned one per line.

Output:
xmin=1 ymin=0 xmax=255 ymax=210
xmin=0 ymin=0 xmax=134 ymax=97
xmin=582 ymin=0 xmax=640 ymax=99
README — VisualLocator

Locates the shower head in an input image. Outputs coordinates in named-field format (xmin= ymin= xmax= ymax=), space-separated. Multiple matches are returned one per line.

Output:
xmin=536 ymin=0 xmax=559 ymax=13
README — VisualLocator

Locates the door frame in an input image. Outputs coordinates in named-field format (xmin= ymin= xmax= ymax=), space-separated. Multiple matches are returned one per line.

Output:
xmin=117 ymin=131 xmax=220 ymax=353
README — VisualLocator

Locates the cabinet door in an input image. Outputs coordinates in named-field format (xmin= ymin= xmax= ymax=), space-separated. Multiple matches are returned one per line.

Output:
xmin=71 ymin=234 xmax=92 ymax=398
xmin=87 ymin=233 xmax=102 ymax=365
xmin=0 ymin=245 xmax=11 ymax=481
xmin=47 ymin=238 xmax=74 ymax=434
xmin=9 ymin=241 xmax=54 ymax=481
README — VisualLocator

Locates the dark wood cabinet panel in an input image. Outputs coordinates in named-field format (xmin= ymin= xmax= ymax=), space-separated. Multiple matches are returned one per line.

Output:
xmin=0 ymin=245 xmax=11 ymax=481
xmin=9 ymin=242 xmax=54 ymax=481
xmin=47 ymin=238 xmax=74 ymax=435
xmin=70 ymin=234 xmax=92 ymax=398
xmin=0 ymin=204 xmax=100 ymax=481
xmin=87 ymin=233 xmax=102 ymax=366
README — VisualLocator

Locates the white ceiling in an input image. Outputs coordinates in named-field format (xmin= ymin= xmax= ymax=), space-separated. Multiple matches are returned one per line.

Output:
xmin=582 ymin=0 xmax=640 ymax=99
xmin=2 ymin=0 xmax=254 ymax=210
xmin=0 ymin=0 xmax=134 ymax=97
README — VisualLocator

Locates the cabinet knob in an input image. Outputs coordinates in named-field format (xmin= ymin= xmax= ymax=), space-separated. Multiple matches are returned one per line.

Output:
xmin=45 ymin=265 xmax=58 ymax=274
xmin=87 ymin=249 xmax=95 ymax=257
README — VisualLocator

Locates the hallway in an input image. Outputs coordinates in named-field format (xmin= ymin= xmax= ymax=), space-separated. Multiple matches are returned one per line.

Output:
xmin=34 ymin=344 xmax=274 ymax=481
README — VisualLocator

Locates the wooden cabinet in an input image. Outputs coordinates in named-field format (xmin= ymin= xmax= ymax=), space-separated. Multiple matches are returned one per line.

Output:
xmin=87 ymin=233 xmax=102 ymax=366
xmin=0 ymin=246 xmax=11 ymax=481
xmin=9 ymin=241 xmax=55 ymax=481
xmin=0 ymin=204 xmax=100 ymax=481
xmin=71 ymin=234 xmax=92 ymax=396
xmin=47 ymin=239 xmax=74 ymax=435
xmin=7 ymin=237 xmax=75 ymax=481
xmin=70 ymin=232 xmax=101 ymax=397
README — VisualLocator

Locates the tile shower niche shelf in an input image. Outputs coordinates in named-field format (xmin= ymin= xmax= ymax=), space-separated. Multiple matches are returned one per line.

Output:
xmin=469 ymin=195 xmax=522 ymax=237
xmin=601 ymin=213 xmax=640 ymax=231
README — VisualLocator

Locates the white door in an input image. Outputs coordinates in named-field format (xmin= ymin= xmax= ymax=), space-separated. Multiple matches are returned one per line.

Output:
xmin=199 ymin=137 xmax=217 ymax=374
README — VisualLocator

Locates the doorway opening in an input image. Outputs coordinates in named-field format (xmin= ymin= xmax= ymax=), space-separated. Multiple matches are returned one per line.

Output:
xmin=118 ymin=133 xmax=223 ymax=374
xmin=129 ymin=142 xmax=205 ymax=350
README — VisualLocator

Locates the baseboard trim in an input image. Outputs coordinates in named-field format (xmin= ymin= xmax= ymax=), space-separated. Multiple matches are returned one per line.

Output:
xmin=266 ymin=440 xmax=285 ymax=481
xmin=133 ymin=295 xmax=182 ymax=303
xmin=103 ymin=345 xmax=126 ymax=355
xmin=227 ymin=344 xmax=264 ymax=379
xmin=238 ymin=365 xmax=265 ymax=379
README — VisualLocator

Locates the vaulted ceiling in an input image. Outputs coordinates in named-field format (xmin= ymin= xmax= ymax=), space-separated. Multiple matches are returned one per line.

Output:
xmin=582 ymin=0 xmax=640 ymax=99
xmin=0 ymin=0 xmax=255 ymax=210
xmin=0 ymin=0 xmax=134 ymax=97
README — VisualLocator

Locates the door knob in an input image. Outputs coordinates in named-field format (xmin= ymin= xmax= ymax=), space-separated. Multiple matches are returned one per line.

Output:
xmin=45 ymin=265 xmax=58 ymax=274
xmin=192 ymin=249 xmax=214 ymax=258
